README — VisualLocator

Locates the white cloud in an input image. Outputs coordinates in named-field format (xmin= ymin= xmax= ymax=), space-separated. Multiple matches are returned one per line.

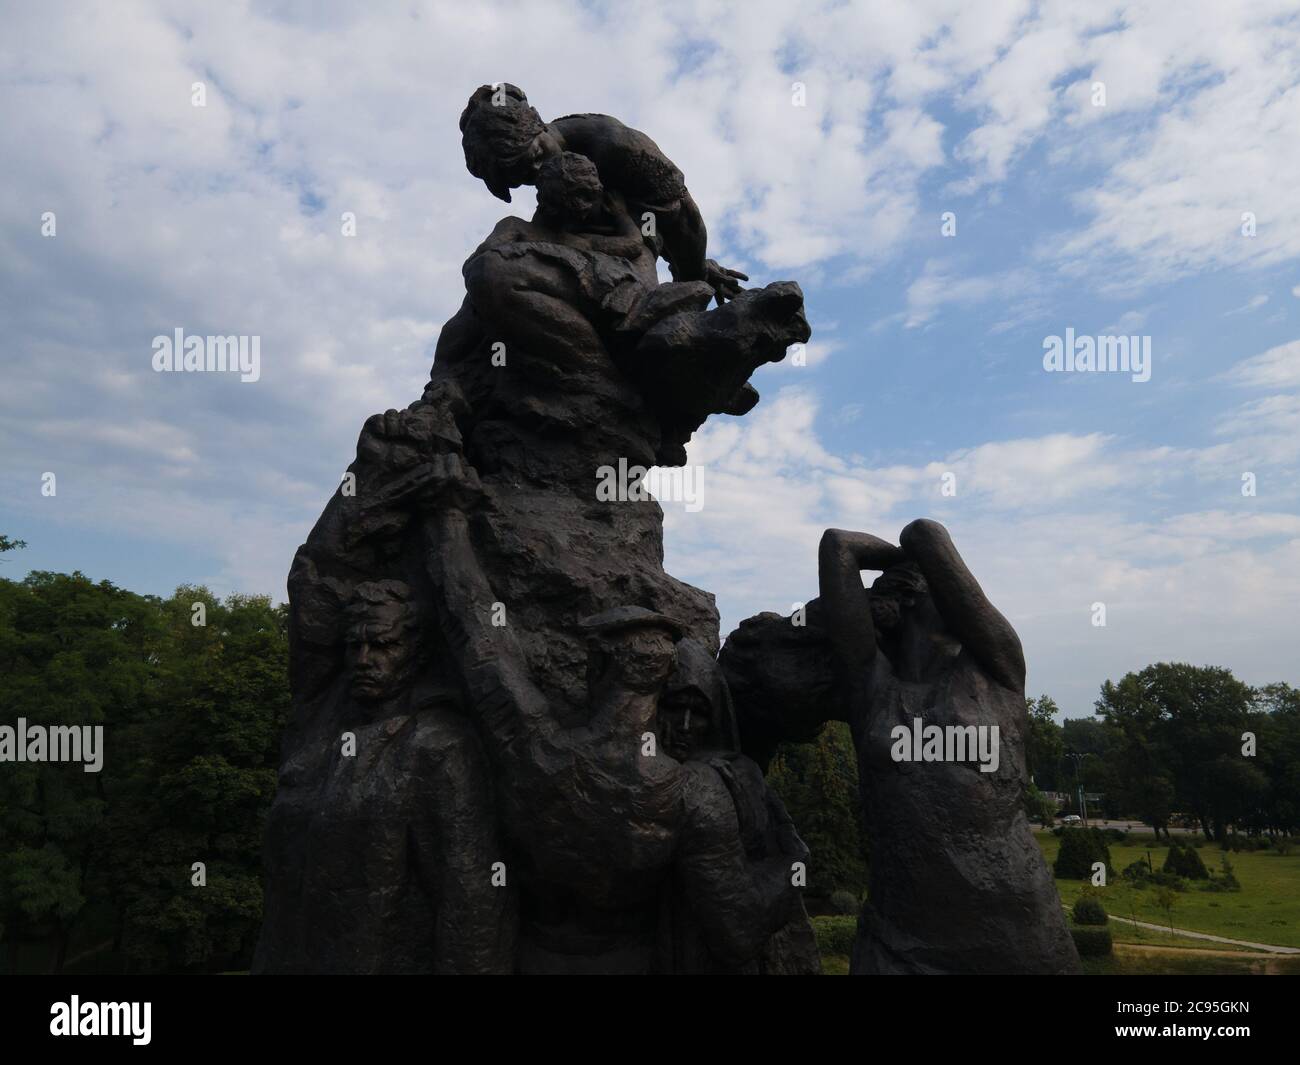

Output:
xmin=1224 ymin=294 xmax=1270 ymax=316
xmin=662 ymin=389 xmax=1300 ymax=715
xmin=3 ymin=1 xmax=1299 ymax=712
xmin=1218 ymin=339 xmax=1300 ymax=390
xmin=903 ymin=261 xmax=1036 ymax=328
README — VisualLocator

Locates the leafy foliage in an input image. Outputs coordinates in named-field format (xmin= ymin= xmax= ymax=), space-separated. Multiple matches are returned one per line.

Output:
xmin=0 ymin=570 xmax=288 ymax=973
xmin=810 ymin=914 xmax=857 ymax=957
xmin=1072 ymin=895 xmax=1108 ymax=925
xmin=1053 ymin=827 xmax=1114 ymax=880
xmin=1070 ymin=926 xmax=1113 ymax=956
xmin=1096 ymin=663 xmax=1274 ymax=840
xmin=766 ymin=721 xmax=868 ymax=897
xmin=1025 ymin=695 xmax=1065 ymax=790
xmin=1163 ymin=842 xmax=1209 ymax=880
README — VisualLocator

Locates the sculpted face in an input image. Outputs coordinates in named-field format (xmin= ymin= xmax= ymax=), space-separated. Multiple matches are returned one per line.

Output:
xmin=493 ymin=129 xmax=561 ymax=191
xmin=536 ymin=151 xmax=604 ymax=223
xmin=659 ymin=697 xmax=712 ymax=760
xmin=869 ymin=562 xmax=927 ymax=634
xmin=604 ymin=627 xmax=678 ymax=695
xmin=870 ymin=579 xmax=961 ymax=679
xmin=528 ymin=130 xmax=563 ymax=176
xmin=458 ymin=83 xmax=551 ymax=202
xmin=346 ymin=582 xmax=419 ymax=703
xmin=659 ymin=643 xmax=720 ymax=760
xmin=869 ymin=594 xmax=903 ymax=633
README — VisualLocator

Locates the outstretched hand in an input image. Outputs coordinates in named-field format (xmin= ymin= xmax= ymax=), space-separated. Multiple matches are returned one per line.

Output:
xmin=704 ymin=258 xmax=749 ymax=304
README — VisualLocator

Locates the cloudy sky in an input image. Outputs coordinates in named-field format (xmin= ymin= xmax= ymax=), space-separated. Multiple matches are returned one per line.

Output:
xmin=2 ymin=0 xmax=1298 ymax=717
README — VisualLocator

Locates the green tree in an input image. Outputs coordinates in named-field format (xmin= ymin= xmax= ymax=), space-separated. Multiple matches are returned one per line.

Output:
xmin=1095 ymin=663 xmax=1266 ymax=840
xmin=1246 ymin=684 xmax=1300 ymax=837
xmin=1053 ymin=827 xmax=1113 ymax=881
xmin=1154 ymin=886 xmax=1178 ymax=931
xmin=0 ymin=570 xmax=154 ymax=970
xmin=766 ymin=721 xmax=867 ymax=897
xmin=1023 ymin=782 xmax=1057 ymax=829
xmin=1025 ymin=695 xmax=1064 ymax=791
xmin=0 ymin=573 xmax=288 ymax=973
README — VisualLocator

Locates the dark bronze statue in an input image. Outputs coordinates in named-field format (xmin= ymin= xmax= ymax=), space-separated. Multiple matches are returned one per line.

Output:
xmin=720 ymin=521 xmax=1080 ymax=974
xmin=255 ymin=82 xmax=1070 ymax=976
xmin=254 ymin=84 xmax=815 ymax=974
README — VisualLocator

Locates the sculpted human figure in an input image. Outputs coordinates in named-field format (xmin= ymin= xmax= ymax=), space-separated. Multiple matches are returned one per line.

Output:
xmin=257 ymin=569 xmax=515 ymax=972
xmin=722 ymin=519 xmax=1079 ymax=974
xmin=462 ymin=150 xmax=677 ymax=369
xmin=261 ymin=85 xmax=819 ymax=975
xmin=461 ymin=147 xmax=808 ymax=448
xmin=460 ymin=82 xmax=747 ymax=303
xmin=427 ymin=461 xmax=813 ymax=972
xmin=657 ymin=639 xmax=820 ymax=974
xmin=824 ymin=521 xmax=1078 ymax=973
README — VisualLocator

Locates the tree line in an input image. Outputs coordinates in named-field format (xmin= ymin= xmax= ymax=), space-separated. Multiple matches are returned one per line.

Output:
xmin=769 ymin=675 xmax=1300 ymax=899
xmin=1025 ymin=667 xmax=1300 ymax=842
xmin=2 ymin=536 xmax=1296 ymax=968
xmin=0 ymin=550 xmax=287 ymax=973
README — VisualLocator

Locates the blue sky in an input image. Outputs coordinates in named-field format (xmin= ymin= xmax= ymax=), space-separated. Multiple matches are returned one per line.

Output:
xmin=2 ymin=1 xmax=1299 ymax=717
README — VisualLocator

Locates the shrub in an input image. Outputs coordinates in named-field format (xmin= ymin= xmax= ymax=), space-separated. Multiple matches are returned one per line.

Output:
xmin=1216 ymin=854 xmax=1241 ymax=891
xmin=811 ymin=915 xmax=857 ymax=957
xmin=1103 ymin=828 xmax=1128 ymax=844
xmin=1024 ymin=784 xmax=1057 ymax=829
xmin=1122 ymin=859 xmax=1152 ymax=883
xmin=1072 ymin=896 xmax=1109 ymax=926
xmin=1070 ymin=927 xmax=1113 ymax=957
xmin=828 ymin=890 xmax=860 ymax=916
xmin=1164 ymin=843 xmax=1209 ymax=880
xmin=1053 ymin=828 xmax=1113 ymax=880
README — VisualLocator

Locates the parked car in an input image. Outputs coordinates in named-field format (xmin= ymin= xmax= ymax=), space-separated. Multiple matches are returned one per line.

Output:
xmin=1059 ymin=814 xmax=1083 ymax=825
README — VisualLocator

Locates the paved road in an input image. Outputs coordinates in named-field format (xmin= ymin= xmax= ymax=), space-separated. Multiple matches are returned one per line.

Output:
xmin=1060 ymin=819 xmax=1200 ymax=835
xmin=1105 ymin=914 xmax=1300 ymax=954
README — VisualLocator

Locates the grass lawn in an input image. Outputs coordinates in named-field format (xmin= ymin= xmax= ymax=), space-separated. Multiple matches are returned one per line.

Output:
xmin=1036 ymin=831 xmax=1300 ymax=948
xmin=819 ymin=946 xmax=1300 ymax=975
xmin=1106 ymin=922 xmax=1253 ymax=952
xmin=1083 ymin=945 xmax=1300 ymax=975
xmin=816 ymin=835 xmax=1300 ymax=973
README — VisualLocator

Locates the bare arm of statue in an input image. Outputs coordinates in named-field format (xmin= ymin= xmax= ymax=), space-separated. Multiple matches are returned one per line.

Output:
xmin=817 ymin=528 xmax=906 ymax=688
xmin=424 ymin=456 xmax=555 ymax=750
xmin=898 ymin=518 xmax=1025 ymax=693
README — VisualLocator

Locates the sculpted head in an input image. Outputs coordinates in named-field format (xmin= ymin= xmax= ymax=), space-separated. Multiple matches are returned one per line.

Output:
xmin=659 ymin=638 xmax=739 ymax=760
xmin=536 ymin=151 xmax=603 ymax=224
xmin=345 ymin=580 xmax=421 ymax=702
xmin=581 ymin=606 xmax=682 ymax=696
xmin=460 ymin=83 xmax=561 ymax=202
xmin=870 ymin=562 xmax=960 ymax=675
xmin=868 ymin=562 xmax=927 ymax=634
